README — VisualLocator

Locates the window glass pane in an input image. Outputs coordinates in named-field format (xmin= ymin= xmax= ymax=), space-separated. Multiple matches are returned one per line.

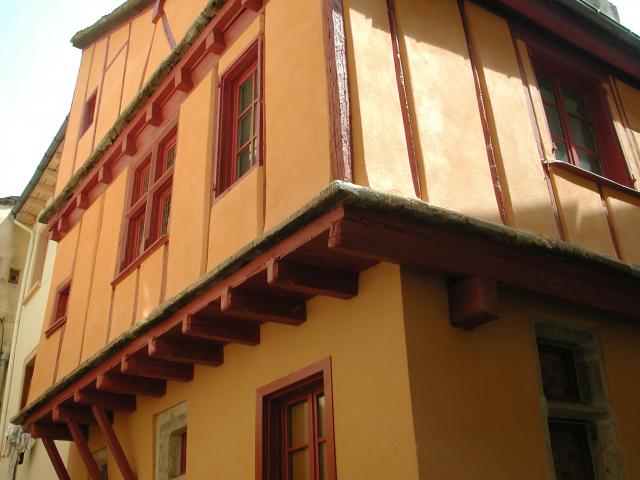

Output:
xmin=288 ymin=448 xmax=309 ymax=480
xmin=238 ymin=111 xmax=253 ymax=147
xmin=288 ymin=401 xmax=308 ymax=448
xmin=568 ymin=117 xmax=597 ymax=151
xmin=317 ymin=394 xmax=325 ymax=438
xmin=536 ymin=71 xmax=556 ymax=104
xmin=319 ymin=442 xmax=328 ymax=480
xmin=167 ymin=145 xmax=176 ymax=169
xmin=539 ymin=344 xmax=580 ymax=401
xmin=136 ymin=216 xmax=145 ymax=256
xmin=562 ymin=83 xmax=588 ymax=117
xmin=554 ymin=142 xmax=569 ymax=163
xmin=577 ymin=151 xmax=603 ymax=176
xmin=544 ymin=106 xmax=563 ymax=138
xmin=142 ymin=171 xmax=150 ymax=194
xmin=161 ymin=193 xmax=172 ymax=236
xmin=239 ymin=74 xmax=254 ymax=112
xmin=549 ymin=421 xmax=595 ymax=480
xmin=236 ymin=147 xmax=252 ymax=179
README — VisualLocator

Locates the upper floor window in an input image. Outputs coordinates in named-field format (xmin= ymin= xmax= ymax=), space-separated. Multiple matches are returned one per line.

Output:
xmin=46 ymin=279 xmax=71 ymax=337
xmin=215 ymin=39 xmax=263 ymax=195
xmin=532 ymin=53 xmax=632 ymax=187
xmin=121 ymin=126 xmax=177 ymax=270
xmin=80 ymin=90 xmax=97 ymax=137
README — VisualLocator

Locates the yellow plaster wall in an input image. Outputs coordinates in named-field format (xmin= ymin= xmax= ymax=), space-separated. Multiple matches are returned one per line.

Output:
xmin=394 ymin=0 xmax=501 ymax=221
xmin=55 ymin=47 xmax=95 ymax=196
xmin=109 ymin=270 xmax=138 ymax=342
xmin=141 ymin=23 xmax=171 ymax=87
xmin=163 ymin=0 xmax=211 ymax=47
xmin=121 ymin=10 xmax=157 ymax=112
xmin=82 ymin=170 xmax=128 ymax=360
xmin=345 ymin=0 xmax=416 ymax=198
xmin=603 ymin=188 xmax=640 ymax=264
xmin=552 ymin=170 xmax=617 ymax=257
xmin=26 ymin=328 xmax=62 ymax=404
xmin=56 ymin=198 xmax=104 ymax=380
xmin=107 ymin=23 xmax=130 ymax=66
xmin=207 ymin=167 xmax=264 ymax=270
xmin=135 ymin=245 xmax=166 ymax=323
xmin=165 ymin=70 xmax=215 ymax=297
xmin=614 ymin=80 xmax=640 ymax=184
xmin=95 ymin=51 xmax=127 ymax=145
xmin=263 ymin=0 xmax=333 ymax=229
xmin=464 ymin=3 xmax=558 ymax=235
xmin=67 ymin=263 xmax=421 ymax=480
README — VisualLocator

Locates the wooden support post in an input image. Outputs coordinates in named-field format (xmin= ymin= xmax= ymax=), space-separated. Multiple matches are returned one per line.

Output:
xmin=182 ymin=315 xmax=260 ymax=346
xmin=148 ymin=336 xmax=224 ymax=366
xmin=97 ymin=373 xmax=166 ymax=397
xmin=267 ymin=259 xmax=358 ymax=299
xmin=42 ymin=437 xmax=72 ymax=480
xmin=74 ymin=388 xmax=136 ymax=412
xmin=448 ymin=276 xmax=499 ymax=330
xmin=92 ymin=405 xmax=136 ymax=480
xmin=121 ymin=354 xmax=194 ymax=382
xmin=67 ymin=418 xmax=103 ymax=480
xmin=221 ymin=288 xmax=306 ymax=325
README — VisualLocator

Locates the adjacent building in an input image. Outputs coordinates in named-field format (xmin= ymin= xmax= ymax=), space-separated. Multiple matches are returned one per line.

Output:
xmin=10 ymin=0 xmax=640 ymax=479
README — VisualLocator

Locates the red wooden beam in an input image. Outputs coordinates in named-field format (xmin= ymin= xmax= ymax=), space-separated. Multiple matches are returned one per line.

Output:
xmin=205 ymin=30 xmax=225 ymax=55
xmin=31 ymin=423 xmax=73 ymax=441
xmin=97 ymin=373 xmax=166 ymax=397
xmin=67 ymin=418 xmax=102 ymax=480
xmin=448 ymin=276 xmax=499 ymax=330
xmin=121 ymin=353 xmax=194 ymax=382
xmin=148 ymin=336 xmax=224 ymax=366
xmin=221 ymin=288 xmax=306 ymax=325
xmin=92 ymin=405 xmax=136 ymax=480
xmin=241 ymin=0 xmax=263 ymax=11
xmin=97 ymin=166 xmax=112 ymax=186
xmin=42 ymin=437 xmax=71 ymax=480
xmin=52 ymin=405 xmax=96 ymax=425
xmin=146 ymin=103 xmax=162 ymax=126
xmin=182 ymin=314 xmax=260 ymax=346
xmin=74 ymin=388 xmax=136 ymax=412
xmin=267 ymin=259 xmax=358 ymax=299
xmin=174 ymin=66 xmax=193 ymax=93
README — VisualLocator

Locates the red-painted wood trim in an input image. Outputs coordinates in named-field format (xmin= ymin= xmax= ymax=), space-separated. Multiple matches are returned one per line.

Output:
xmin=117 ymin=23 xmax=132 ymax=114
xmin=152 ymin=0 xmax=166 ymax=24
xmin=106 ymin=42 xmax=128 ymax=71
xmin=42 ymin=436 xmax=72 ymax=480
xmin=495 ymin=0 xmax=640 ymax=81
xmin=148 ymin=336 xmax=224 ymax=366
xmin=112 ymin=236 xmax=168 ymax=288
xmin=509 ymin=30 xmax=567 ymax=240
xmin=92 ymin=405 xmax=136 ymax=480
xmin=266 ymin=259 xmax=358 ymax=299
xmin=547 ymin=160 xmax=640 ymax=200
xmin=45 ymin=278 xmax=72 ymax=338
xmin=139 ymin=21 xmax=158 ymax=92
xmin=74 ymin=388 xmax=136 ymax=412
xmin=182 ymin=314 xmax=261 ymax=346
xmin=120 ymin=353 xmax=194 ymax=381
xmin=448 ymin=276 xmax=499 ymax=330
xmin=220 ymin=287 xmax=306 ymax=325
xmin=32 ymin=423 xmax=74 ymax=441
xmin=161 ymin=13 xmax=177 ymax=50
xmin=97 ymin=373 xmax=166 ymax=397
xmin=458 ymin=0 xmax=508 ymax=225
xmin=322 ymin=0 xmax=353 ymax=183
xmin=597 ymin=184 xmax=623 ymax=260
xmin=53 ymin=405 xmax=97 ymax=425
xmin=385 ymin=0 xmax=421 ymax=198
xmin=68 ymin=418 xmax=103 ymax=480
xmin=256 ymin=357 xmax=336 ymax=480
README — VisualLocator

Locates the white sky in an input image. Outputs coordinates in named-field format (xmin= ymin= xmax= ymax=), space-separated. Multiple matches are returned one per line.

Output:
xmin=0 ymin=0 xmax=638 ymax=198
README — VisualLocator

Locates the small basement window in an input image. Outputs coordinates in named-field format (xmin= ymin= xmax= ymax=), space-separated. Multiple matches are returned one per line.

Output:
xmin=8 ymin=268 xmax=19 ymax=284
xmin=155 ymin=402 xmax=187 ymax=480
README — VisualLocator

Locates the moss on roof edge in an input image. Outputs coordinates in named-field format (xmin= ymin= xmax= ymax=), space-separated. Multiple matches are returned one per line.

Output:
xmin=12 ymin=180 xmax=640 ymax=425
xmin=40 ymin=0 xmax=222 ymax=225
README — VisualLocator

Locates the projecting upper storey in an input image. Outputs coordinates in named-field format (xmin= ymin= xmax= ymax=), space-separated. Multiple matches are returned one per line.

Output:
xmin=27 ymin=0 xmax=640 ymax=402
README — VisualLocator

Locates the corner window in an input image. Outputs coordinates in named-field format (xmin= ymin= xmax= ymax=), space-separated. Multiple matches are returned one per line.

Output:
xmin=257 ymin=359 xmax=336 ymax=480
xmin=46 ymin=279 xmax=71 ymax=336
xmin=155 ymin=402 xmax=187 ymax=480
xmin=534 ymin=321 xmax=623 ymax=480
xmin=121 ymin=127 xmax=176 ymax=269
xmin=532 ymin=53 xmax=632 ymax=186
xmin=80 ymin=91 xmax=97 ymax=137
xmin=215 ymin=39 xmax=263 ymax=195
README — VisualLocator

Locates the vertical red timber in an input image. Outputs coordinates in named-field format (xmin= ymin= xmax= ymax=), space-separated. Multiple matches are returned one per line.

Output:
xmin=457 ymin=0 xmax=509 ymax=224
xmin=385 ymin=0 xmax=422 ymax=198
xmin=322 ymin=0 xmax=354 ymax=182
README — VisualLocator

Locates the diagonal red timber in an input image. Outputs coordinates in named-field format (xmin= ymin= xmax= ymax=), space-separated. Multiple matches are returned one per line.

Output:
xmin=67 ymin=418 xmax=103 ymax=480
xmin=42 ymin=437 xmax=71 ymax=480
xmin=92 ymin=405 xmax=136 ymax=480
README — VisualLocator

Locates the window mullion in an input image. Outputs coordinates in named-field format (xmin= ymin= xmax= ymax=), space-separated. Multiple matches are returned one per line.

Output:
xmin=553 ymin=74 xmax=579 ymax=166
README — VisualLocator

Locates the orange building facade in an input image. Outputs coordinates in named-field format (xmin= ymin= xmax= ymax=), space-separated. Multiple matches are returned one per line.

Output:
xmin=12 ymin=0 xmax=640 ymax=478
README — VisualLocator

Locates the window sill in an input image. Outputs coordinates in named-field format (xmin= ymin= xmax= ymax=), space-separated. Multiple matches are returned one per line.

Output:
xmin=112 ymin=235 xmax=169 ymax=288
xmin=547 ymin=160 xmax=639 ymax=199
xmin=22 ymin=281 xmax=42 ymax=305
xmin=45 ymin=317 xmax=66 ymax=338
xmin=211 ymin=163 xmax=260 ymax=206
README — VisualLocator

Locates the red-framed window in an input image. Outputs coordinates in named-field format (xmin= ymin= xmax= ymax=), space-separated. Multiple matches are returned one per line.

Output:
xmin=46 ymin=279 xmax=71 ymax=337
xmin=122 ymin=126 xmax=177 ymax=269
xmin=215 ymin=38 xmax=263 ymax=195
xmin=257 ymin=358 xmax=336 ymax=480
xmin=80 ymin=90 xmax=97 ymax=137
xmin=532 ymin=53 xmax=632 ymax=186
xmin=19 ymin=356 xmax=36 ymax=409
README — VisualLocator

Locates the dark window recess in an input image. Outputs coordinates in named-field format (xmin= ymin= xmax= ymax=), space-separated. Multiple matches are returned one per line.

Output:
xmin=538 ymin=343 xmax=581 ymax=402
xmin=179 ymin=429 xmax=187 ymax=476
xmin=549 ymin=421 xmax=596 ymax=480
xmin=8 ymin=268 xmax=19 ymax=284
xmin=54 ymin=284 xmax=70 ymax=325
xmin=19 ymin=357 xmax=36 ymax=409
xmin=80 ymin=91 xmax=97 ymax=136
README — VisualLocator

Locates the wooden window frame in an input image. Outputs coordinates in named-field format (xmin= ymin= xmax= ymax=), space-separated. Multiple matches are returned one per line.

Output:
xmin=214 ymin=37 xmax=264 ymax=197
xmin=256 ymin=358 xmax=336 ymax=480
xmin=522 ymin=38 xmax=632 ymax=187
xmin=8 ymin=268 xmax=20 ymax=284
xmin=19 ymin=354 xmax=36 ymax=410
xmin=119 ymin=123 xmax=177 ymax=273
xmin=80 ymin=90 xmax=97 ymax=137
xmin=45 ymin=278 xmax=71 ymax=337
